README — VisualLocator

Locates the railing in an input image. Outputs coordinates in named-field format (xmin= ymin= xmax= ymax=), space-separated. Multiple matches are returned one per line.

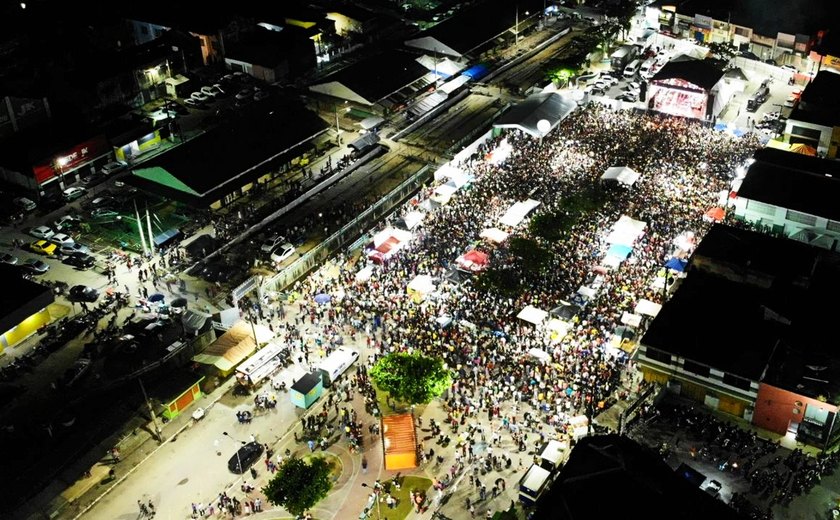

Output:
xmin=260 ymin=164 xmax=434 ymax=296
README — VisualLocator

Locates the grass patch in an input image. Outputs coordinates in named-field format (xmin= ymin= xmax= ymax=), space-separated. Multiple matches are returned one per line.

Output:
xmin=378 ymin=475 xmax=432 ymax=520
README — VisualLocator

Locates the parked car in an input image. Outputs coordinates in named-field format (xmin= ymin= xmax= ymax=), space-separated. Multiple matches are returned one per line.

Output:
xmin=91 ymin=208 xmax=119 ymax=219
xmin=59 ymin=242 xmax=90 ymax=256
xmin=50 ymin=233 xmax=75 ymax=246
xmin=90 ymin=196 xmax=116 ymax=208
xmin=30 ymin=240 xmax=57 ymax=255
xmin=101 ymin=161 xmax=128 ymax=175
xmin=69 ymin=285 xmax=99 ymax=302
xmin=63 ymin=252 xmax=95 ymax=269
xmin=201 ymin=85 xmax=224 ymax=98
xmin=260 ymin=234 xmax=285 ymax=253
xmin=190 ymin=91 xmax=210 ymax=102
xmin=62 ymin=186 xmax=87 ymax=201
xmin=227 ymin=441 xmax=264 ymax=474
xmin=0 ymin=252 xmax=18 ymax=265
xmin=253 ymin=89 xmax=270 ymax=101
xmin=235 ymin=88 xmax=253 ymax=101
xmin=54 ymin=214 xmax=82 ymax=231
xmin=13 ymin=197 xmax=37 ymax=212
xmin=30 ymin=225 xmax=55 ymax=239
xmin=20 ymin=258 xmax=49 ymax=274
xmin=184 ymin=98 xmax=205 ymax=109
xmin=270 ymin=243 xmax=295 ymax=264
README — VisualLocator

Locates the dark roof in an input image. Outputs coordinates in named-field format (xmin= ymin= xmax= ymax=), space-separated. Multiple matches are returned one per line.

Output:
xmin=641 ymin=273 xmax=780 ymax=381
xmin=292 ymin=371 xmax=322 ymax=394
xmin=130 ymin=98 xmax=328 ymax=204
xmin=0 ymin=267 xmax=54 ymax=335
xmin=0 ymin=121 xmax=102 ymax=173
xmin=150 ymin=370 xmax=204 ymax=403
xmin=651 ymin=0 xmax=834 ymax=37
xmin=494 ymin=92 xmax=577 ymax=138
xmin=650 ymin=57 xmax=724 ymax=91
xmin=753 ymin=147 xmax=840 ymax=176
xmin=646 ymin=225 xmax=840 ymax=399
xmin=224 ymin=27 xmax=291 ymax=68
xmin=122 ymin=1 xmax=233 ymax=35
xmin=738 ymin=156 xmax=840 ymax=222
xmin=789 ymin=70 xmax=840 ymax=127
xmin=412 ymin=0 xmax=546 ymax=56
xmin=315 ymin=49 xmax=428 ymax=104
xmin=536 ymin=434 xmax=746 ymax=520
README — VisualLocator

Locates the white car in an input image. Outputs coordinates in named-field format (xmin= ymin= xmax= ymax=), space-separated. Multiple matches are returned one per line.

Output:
xmin=62 ymin=186 xmax=87 ymax=201
xmin=201 ymin=85 xmax=224 ymax=98
xmin=13 ymin=197 xmax=37 ymax=211
xmin=190 ymin=91 xmax=210 ymax=102
xmin=270 ymin=243 xmax=296 ymax=264
xmin=101 ymin=161 xmax=128 ymax=175
xmin=59 ymin=242 xmax=90 ymax=256
xmin=184 ymin=98 xmax=204 ymax=108
xmin=50 ymin=233 xmax=75 ymax=246
xmin=30 ymin=225 xmax=55 ymax=239
xmin=260 ymin=234 xmax=285 ymax=253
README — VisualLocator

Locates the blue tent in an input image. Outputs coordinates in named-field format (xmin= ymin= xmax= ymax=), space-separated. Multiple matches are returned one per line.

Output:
xmin=463 ymin=64 xmax=489 ymax=80
xmin=664 ymin=257 xmax=687 ymax=272
xmin=607 ymin=244 xmax=633 ymax=260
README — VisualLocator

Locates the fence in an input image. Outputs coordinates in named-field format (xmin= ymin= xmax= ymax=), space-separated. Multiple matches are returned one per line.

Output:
xmin=260 ymin=164 xmax=434 ymax=296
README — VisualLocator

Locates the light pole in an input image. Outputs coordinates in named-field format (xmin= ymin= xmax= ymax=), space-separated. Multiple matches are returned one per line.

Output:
xmin=56 ymin=156 xmax=69 ymax=190
xmin=361 ymin=482 xmax=382 ymax=519
xmin=223 ymin=431 xmax=246 ymax=472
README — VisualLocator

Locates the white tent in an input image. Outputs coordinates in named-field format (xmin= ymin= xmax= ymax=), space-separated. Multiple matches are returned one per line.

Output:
xmin=577 ymin=286 xmax=597 ymax=299
xmin=434 ymin=183 xmax=459 ymax=198
xmin=620 ymin=312 xmax=643 ymax=327
xmin=356 ymin=265 xmax=374 ymax=283
xmin=528 ymin=348 xmax=551 ymax=362
xmin=499 ymin=199 xmax=541 ymax=227
xmin=635 ymin=299 xmax=662 ymax=317
xmin=372 ymin=227 xmax=413 ymax=248
xmin=480 ymin=228 xmax=509 ymax=243
xmin=606 ymin=216 xmax=647 ymax=246
xmin=408 ymin=275 xmax=436 ymax=294
xmin=517 ymin=305 xmax=548 ymax=325
xmin=400 ymin=211 xmax=425 ymax=230
xmin=601 ymin=166 xmax=640 ymax=186
xmin=434 ymin=163 xmax=467 ymax=181
xmin=415 ymin=55 xmax=465 ymax=77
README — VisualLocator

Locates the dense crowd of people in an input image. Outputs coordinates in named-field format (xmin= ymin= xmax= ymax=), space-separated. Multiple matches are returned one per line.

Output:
xmin=251 ymin=105 xmax=762 ymax=515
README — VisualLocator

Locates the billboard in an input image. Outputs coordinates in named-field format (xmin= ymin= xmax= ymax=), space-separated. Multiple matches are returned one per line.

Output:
xmin=31 ymin=135 xmax=109 ymax=184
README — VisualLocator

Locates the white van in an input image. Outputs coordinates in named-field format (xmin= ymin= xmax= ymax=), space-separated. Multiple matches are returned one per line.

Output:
xmin=623 ymin=59 xmax=641 ymax=78
xmin=639 ymin=58 xmax=656 ymax=77
xmin=315 ymin=347 xmax=359 ymax=387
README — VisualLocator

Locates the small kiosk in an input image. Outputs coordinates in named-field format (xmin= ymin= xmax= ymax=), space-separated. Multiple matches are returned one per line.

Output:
xmin=290 ymin=372 xmax=323 ymax=409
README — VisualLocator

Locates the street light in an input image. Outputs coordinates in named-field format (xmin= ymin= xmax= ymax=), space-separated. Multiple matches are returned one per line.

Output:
xmin=223 ymin=431 xmax=246 ymax=473
xmin=56 ymin=156 xmax=70 ymax=190
xmin=361 ymin=482 xmax=382 ymax=519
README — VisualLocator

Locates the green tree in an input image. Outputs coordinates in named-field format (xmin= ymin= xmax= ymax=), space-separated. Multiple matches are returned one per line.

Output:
xmin=708 ymin=41 xmax=737 ymax=61
xmin=263 ymin=456 xmax=333 ymax=516
xmin=370 ymin=353 xmax=451 ymax=406
xmin=508 ymin=237 xmax=552 ymax=272
xmin=475 ymin=266 xmax=522 ymax=297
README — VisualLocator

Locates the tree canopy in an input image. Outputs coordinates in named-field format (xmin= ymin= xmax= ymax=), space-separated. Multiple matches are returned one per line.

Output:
xmin=370 ymin=352 xmax=451 ymax=405
xmin=262 ymin=456 xmax=333 ymax=516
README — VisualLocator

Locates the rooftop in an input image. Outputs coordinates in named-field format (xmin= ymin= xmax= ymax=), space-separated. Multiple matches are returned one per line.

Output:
xmin=651 ymin=0 xmax=834 ymax=37
xmin=0 ymin=268 xmax=54 ymax=335
xmin=650 ymin=56 xmax=724 ymax=91
xmin=644 ymin=226 xmax=840 ymax=401
xmin=536 ymin=434 xmax=745 ymax=520
xmin=493 ymin=92 xmax=578 ymax=138
xmin=309 ymin=48 xmax=429 ymax=105
xmin=738 ymin=154 xmax=840 ymax=223
xmin=131 ymin=98 xmax=328 ymax=202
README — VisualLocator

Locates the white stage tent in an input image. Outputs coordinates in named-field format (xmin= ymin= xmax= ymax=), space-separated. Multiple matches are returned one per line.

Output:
xmin=499 ymin=199 xmax=541 ymax=227
xmin=480 ymin=228 xmax=509 ymax=243
xmin=606 ymin=216 xmax=647 ymax=247
xmin=635 ymin=299 xmax=662 ymax=317
xmin=517 ymin=305 xmax=548 ymax=325
xmin=601 ymin=166 xmax=640 ymax=186
xmin=493 ymin=92 xmax=578 ymax=138
xmin=408 ymin=274 xmax=436 ymax=294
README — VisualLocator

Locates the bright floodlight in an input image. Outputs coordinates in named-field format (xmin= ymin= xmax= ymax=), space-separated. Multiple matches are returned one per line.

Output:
xmin=537 ymin=119 xmax=551 ymax=134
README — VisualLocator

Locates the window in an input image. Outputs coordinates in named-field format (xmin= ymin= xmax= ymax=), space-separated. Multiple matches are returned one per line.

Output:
xmin=734 ymin=27 xmax=750 ymax=37
xmin=746 ymin=199 xmax=776 ymax=216
xmin=644 ymin=348 xmax=672 ymax=365
xmin=723 ymin=373 xmax=751 ymax=390
xmin=682 ymin=360 xmax=710 ymax=377
xmin=786 ymin=210 xmax=816 ymax=226
xmin=827 ymin=220 xmax=840 ymax=233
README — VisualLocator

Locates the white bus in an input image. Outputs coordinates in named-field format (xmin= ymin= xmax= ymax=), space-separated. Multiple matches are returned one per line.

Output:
xmin=315 ymin=347 xmax=359 ymax=387
xmin=623 ymin=59 xmax=641 ymax=78
xmin=519 ymin=464 xmax=552 ymax=505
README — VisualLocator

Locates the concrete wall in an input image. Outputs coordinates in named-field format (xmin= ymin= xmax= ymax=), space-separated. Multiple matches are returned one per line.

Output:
xmin=754 ymin=383 xmax=837 ymax=437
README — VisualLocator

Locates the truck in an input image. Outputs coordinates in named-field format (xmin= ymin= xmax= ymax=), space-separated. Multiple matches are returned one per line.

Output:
xmin=610 ymin=45 xmax=638 ymax=71
xmin=315 ymin=347 xmax=359 ymax=387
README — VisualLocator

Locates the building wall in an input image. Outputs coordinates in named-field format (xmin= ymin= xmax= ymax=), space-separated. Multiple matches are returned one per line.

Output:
xmin=754 ymin=383 xmax=838 ymax=436
xmin=130 ymin=20 xmax=169 ymax=46
xmin=732 ymin=196 xmax=840 ymax=250
xmin=0 ymin=307 xmax=51 ymax=352
xmin=784 ymin=118 xmax=834 ymax=157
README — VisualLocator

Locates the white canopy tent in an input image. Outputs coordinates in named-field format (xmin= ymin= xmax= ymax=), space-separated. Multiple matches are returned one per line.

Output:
xmin=635 ymin=299 xmax=662 ymax=317
xmin=356 ymin=265 xmax=374 ymax=283
xmin=408 ymin=274 xmax=436 ymax=294
xmin=577 ymin=286 xmax=597 ymax=299
xmin=399 ymin=211 xmax=425 ymax=230
xmin=517 ymin=305 xmax=548 ymax=325
xmin=620 ymin=312 xmax=643 ymax=328
xmin=528 ymin=348 xmax=551 ymax=362
xmin=606 ymin=216 xmax=647 ymax=246
xmin=372 ymin=227 xmax=413 ymax=248
xmin=601 ymin=166 xmax=640 ymax=186
xmin=499 ymin=199 xmax=541 ymax=227
xmin=416 ymin=55 xmax=465 ymax=77
xmin=480 ymin=228 xmax=509 ymax=243
xmin=434 ymin=183 xmax=460 ymax=198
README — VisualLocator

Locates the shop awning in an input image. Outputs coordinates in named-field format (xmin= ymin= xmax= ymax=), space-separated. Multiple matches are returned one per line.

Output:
xmin=499 ymin=199 xmax=541 ymax=227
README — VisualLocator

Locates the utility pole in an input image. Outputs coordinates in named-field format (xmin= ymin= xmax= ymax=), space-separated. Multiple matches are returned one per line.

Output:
xmin=334 ymin=105 xmax=342 ymax=145
xmin=515 ymin=6 xmax=519 ymax=46
xmin=139 ymin=377 xmax=163 ymax=444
